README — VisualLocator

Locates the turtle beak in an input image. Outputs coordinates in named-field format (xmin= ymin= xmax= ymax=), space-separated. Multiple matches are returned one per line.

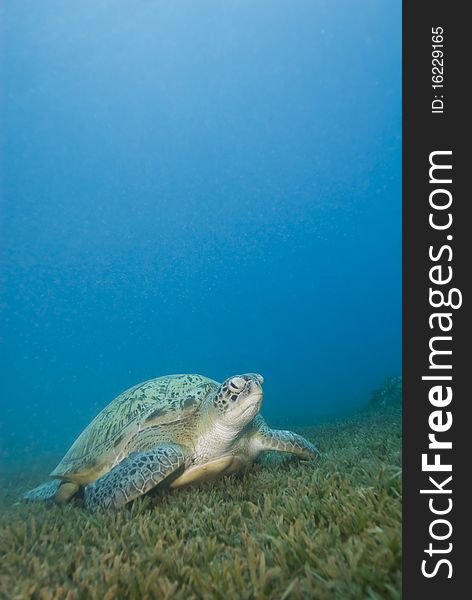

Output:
xmin=240 ymin=392 xmax=263 ymax=419
xmin=249 ymin=375 xmax=263 ymax=395
xmin=247 ymin=380 xmax=263 ymax=408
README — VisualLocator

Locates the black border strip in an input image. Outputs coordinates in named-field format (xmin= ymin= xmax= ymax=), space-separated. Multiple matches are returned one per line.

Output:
xmin=403 ymin=2 xmax=468 ymax=597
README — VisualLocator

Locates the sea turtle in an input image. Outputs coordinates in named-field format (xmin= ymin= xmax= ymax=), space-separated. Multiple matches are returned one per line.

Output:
xmin=23 ymin=373 xmax=319 ymax=510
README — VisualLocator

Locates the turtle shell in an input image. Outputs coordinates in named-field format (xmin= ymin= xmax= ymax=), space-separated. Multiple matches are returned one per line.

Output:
xmin=50 ymin=374 xmax=219 ymax=484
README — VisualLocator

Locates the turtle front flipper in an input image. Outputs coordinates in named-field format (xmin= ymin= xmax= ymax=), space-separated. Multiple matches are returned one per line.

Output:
xmin=23 ymin=479 xmax=79 ymax=504
xmin=252 ymin=421 xmax=320 ymax=460
xmin=84 ymin=444 xmax=187 ymax=511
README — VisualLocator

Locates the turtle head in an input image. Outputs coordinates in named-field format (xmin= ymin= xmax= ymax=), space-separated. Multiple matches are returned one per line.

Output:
xmin=213 ymin=373 xmax=264 ymax=428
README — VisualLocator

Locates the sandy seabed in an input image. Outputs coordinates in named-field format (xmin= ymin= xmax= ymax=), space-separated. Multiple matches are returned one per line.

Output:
xmin=0 ymin=410 xmax=401 ymax=600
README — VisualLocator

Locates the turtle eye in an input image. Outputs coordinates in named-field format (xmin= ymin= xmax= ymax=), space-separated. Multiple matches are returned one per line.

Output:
xmin=228 ymin=377 xmax=246 ymax=392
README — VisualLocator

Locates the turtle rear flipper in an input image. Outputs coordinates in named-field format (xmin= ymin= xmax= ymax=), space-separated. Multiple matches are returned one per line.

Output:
xmin=23 ymin=479 xmax=79 ymax=503
xmin=84 ymin=444 xmax=186 ymax=511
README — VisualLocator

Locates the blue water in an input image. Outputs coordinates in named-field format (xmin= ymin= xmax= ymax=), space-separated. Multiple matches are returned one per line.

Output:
xmin=0 ymin=1 xmax=401 ymax=460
